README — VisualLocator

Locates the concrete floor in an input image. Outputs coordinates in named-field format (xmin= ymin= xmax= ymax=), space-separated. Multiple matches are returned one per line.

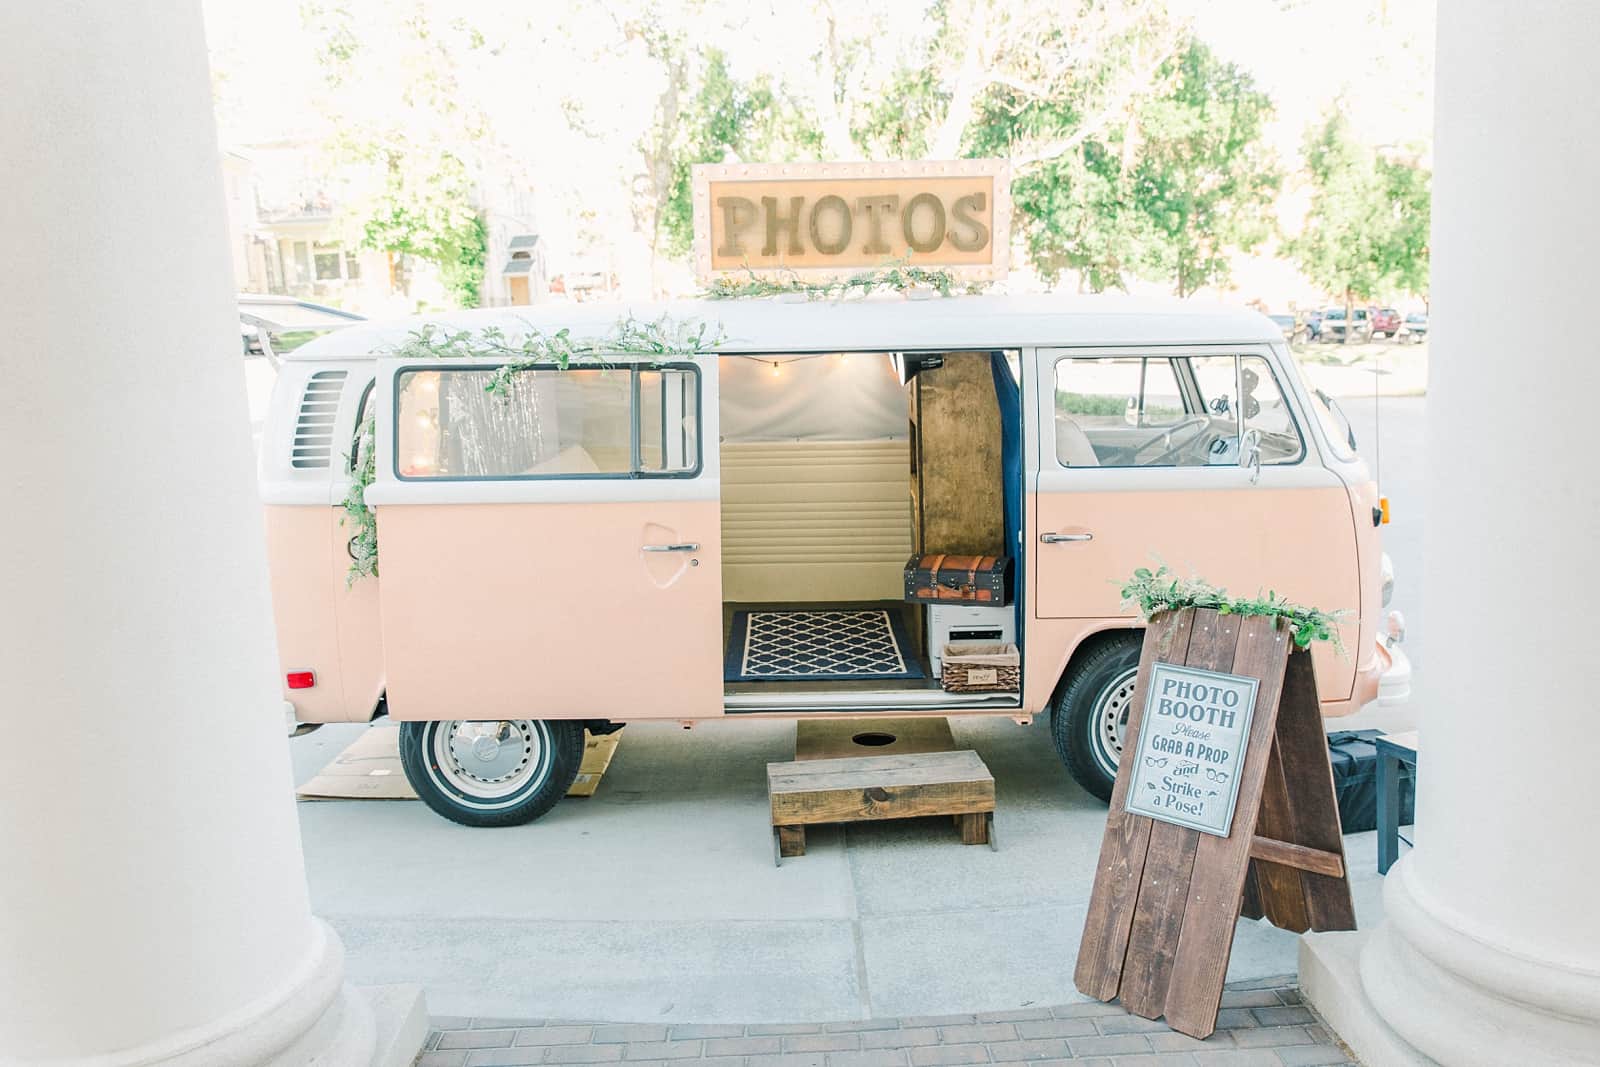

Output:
xmin=290 ymin=715 xmax=1399 ymax=1023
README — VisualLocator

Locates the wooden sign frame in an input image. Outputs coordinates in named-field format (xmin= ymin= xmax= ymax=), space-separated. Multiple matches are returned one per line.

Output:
xmin=690 ymin=159 xmax=1012 ymax=284
xmin=1074 ymin=607 xmax=1355 ymax=1039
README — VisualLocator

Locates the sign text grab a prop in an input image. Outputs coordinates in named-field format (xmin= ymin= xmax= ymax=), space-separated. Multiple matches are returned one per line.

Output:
xmin=1125 ymin=664 xmax=1260 ymax=837
xmin=692 ymin=160 xmax=1011 ymax=282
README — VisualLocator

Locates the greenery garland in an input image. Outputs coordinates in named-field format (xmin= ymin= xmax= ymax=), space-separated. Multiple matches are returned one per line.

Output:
xmin=703 ymin=258 xmax=984 ymax=301
xmin=341 ymin=313 xmax=723 ymax=585
xmin=1120 ymin=566 xmax=1347 ymax=651
xmin=342 ymin=413 xmax=379 ymax=585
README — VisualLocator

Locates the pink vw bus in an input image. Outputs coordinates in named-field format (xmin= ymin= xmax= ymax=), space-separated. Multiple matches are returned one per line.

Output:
xmin=261 ymin=295 xmax=1408 ymax=826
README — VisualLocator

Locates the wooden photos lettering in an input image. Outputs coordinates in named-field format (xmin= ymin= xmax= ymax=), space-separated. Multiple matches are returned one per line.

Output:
xmin=1124 ymin=663 xmax=1259 ymax=837
xmin=691 ymin=160 xmax=1012 ymax=281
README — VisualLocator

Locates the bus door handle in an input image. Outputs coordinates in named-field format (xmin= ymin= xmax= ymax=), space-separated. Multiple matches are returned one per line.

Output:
xmin=642 ymin=542 xmax=700 ymax=552
xmin=1040 ymin=532 xmax=1093 ymax=544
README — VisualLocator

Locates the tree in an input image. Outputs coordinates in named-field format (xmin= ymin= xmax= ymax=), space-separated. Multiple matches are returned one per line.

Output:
xmin=303 ymin=2 xmax=491 ymax=308
xmin=1288 ymin=112 xmax=1431 ymax=329
xmin=1126 ymin=41 xmax=1280 ymax=297
xmin=963 ymin=25 xmax=1278 ymax=294
xmin=657 ymin=50 xmax=824 ymax=259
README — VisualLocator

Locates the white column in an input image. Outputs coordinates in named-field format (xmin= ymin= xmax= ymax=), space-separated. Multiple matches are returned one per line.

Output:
xmin=0 ymin=5 xmax=402 ymax=1063
xmin=1303 ymin=2 xmax=1600 ymax=1063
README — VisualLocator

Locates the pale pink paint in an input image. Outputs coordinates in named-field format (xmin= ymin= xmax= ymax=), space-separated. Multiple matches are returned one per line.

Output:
xmin=1031 ymin=485 xmax=1362 ymax=702
xmin=375 ymin=500 xmax=724 ymax=721
xmin=264 ymin=505 xmax=384 ymax=722
xmin=270 ymin=479 xmax=1385 ymax=724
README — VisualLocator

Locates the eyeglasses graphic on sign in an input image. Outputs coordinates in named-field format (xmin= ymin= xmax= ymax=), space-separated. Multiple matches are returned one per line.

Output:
xmin=1123 ymin=663 xmax=1260 ymax=837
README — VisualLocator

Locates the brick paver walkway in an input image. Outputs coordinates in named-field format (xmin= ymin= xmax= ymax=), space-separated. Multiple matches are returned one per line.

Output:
xmin=420 ymin=976 xmax=1352 ymax=1066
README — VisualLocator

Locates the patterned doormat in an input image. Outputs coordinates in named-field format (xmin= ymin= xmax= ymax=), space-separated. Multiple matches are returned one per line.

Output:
xmin=725 ymin=609 xmax=926 ymax=682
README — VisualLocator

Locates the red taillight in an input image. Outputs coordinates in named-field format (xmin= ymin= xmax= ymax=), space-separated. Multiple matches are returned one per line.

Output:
xmin=286 ymin=671 xmax=316 ymax=690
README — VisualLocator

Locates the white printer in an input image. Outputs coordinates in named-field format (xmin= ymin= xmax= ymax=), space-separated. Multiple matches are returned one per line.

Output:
xmin=927 ymin=603 xmax=1016 ymax=673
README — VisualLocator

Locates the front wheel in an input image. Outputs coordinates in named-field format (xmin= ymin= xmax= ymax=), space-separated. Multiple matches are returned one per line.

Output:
xmin=399 ymin=719 xmax=585 ymax=827
xmin=1050 ymin=633 xmax=1143 ymax=802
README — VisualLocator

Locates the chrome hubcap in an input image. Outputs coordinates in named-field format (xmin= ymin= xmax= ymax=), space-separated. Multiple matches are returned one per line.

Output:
xmin=1092 ymin=667 xmax=1140 ymax=779
xmin=434 ymin=720 xmax=543 ymax=800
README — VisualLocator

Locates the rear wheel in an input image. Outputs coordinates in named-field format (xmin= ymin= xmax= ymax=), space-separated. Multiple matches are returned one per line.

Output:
xmin=399 ymin=719 xmax=584 ymax=827
xmin=1050 ymin=633 xmax=1143 ymax=802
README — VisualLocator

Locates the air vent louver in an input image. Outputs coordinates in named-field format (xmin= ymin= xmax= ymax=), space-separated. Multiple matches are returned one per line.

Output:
xmin=290 ymin=370 xmax=348 ymax=469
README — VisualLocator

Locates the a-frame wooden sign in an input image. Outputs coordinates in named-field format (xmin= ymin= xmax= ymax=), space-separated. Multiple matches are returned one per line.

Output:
xmin=1074 ymin=607 xmax=1356 ymax=1039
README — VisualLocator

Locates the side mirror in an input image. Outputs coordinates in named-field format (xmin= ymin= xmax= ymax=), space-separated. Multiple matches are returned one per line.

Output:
xmin=1241 ymin=428 xmax=1263 ymax=485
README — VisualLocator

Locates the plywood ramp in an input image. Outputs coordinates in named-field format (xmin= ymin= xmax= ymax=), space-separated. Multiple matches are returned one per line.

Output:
xmin=296 ymin=727 xmax=623 ymax=800
xmin=795 ymin=717 xmax=956 ymax=761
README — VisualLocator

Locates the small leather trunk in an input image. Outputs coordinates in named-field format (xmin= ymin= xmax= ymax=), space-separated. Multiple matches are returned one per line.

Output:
xmin=903 ymin=553 xmax=1013 ymax=605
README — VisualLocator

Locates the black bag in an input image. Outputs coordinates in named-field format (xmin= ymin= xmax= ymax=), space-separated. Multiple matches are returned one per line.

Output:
xmin=1327 ymin=729 xmax=1415 ymax=833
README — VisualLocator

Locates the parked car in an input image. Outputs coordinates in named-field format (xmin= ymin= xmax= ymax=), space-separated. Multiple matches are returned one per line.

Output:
xmin=1302 ymin=309 xmax=1323 ymax=341
xmin=1400 ymin=311 xmax=1428 ymax=343
xmin=238 ymin=294 xmax=365 ymax=358
xmin=1321 ymin=307 xmax=1372 ymax=344
xmin=1371 ymin=308 xmax=1402 ymax=338
xmin=1268 ymin=314 xmax=1297 ymax=343
xmin=263 ymin=295 xmax=1410 ymax=823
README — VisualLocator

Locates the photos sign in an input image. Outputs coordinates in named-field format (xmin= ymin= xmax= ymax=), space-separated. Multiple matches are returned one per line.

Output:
xmin=1124 ymin=663 xmax=1259 ymax=837
xmin=691 ymin=160 xmax=1011 ymax=282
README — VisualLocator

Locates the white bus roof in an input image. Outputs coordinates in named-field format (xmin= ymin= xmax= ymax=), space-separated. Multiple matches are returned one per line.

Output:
xmin=282 ymin=293 xmax=1281 ymax=361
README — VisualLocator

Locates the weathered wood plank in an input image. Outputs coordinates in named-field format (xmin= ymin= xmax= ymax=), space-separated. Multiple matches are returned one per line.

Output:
xmin=770 ymin=777 xmax=994 ymax=826
xmin=1251 ymin=739 xmax=1312 ymax=933
xmin=1248 ymin=837 xmax=1345 ymax=879
xmin=914 ymin=352 xmax=1005 ymax=556
xmin=777 ymin=825 xmax=806 ymax=857
xmin=1073 ymin=610 xmax=1196 ymax=1002
xmin=1273 ymin=649 xmax=1357 ymax=932
xmin=768 ymin=749 xmax=991 ymax=790
xmin=796 ymin=717 xmax=956 ymax=761
xmin=1119 ymin=610 xmax=1240 ymax=1018
xmin=1160 ymin=615 xmax=1292 ymax=1039
xmin=1240 ymin=862 xmax=1265 ymax=921
xmin=1118 ymin=824 xmax=1198 ymax=1018
xmin=957 ymin=812 xmax=989 ymax=845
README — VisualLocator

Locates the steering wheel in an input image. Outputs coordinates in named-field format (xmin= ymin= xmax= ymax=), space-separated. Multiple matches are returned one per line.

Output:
xmin=1133 ymin=415 xmax=1212 ymax=466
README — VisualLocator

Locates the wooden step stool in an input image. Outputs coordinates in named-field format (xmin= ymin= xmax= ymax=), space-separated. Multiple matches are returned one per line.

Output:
xmin=766 ymin=749 xmax=996 ymax=865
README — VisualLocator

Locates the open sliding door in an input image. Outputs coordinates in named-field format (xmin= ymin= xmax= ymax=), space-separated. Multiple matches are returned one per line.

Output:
xmin=365 ymin=353 xmax=723 ymax=721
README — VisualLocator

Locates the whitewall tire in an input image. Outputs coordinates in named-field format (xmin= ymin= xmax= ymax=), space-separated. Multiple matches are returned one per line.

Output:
xmin=398 ymin=719 xmax=584 ymax=827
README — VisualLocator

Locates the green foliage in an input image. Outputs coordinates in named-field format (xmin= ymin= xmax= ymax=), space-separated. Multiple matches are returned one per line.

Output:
xmin=968 ymin=36 xmax=1278 ymax=294
xmin=341 ymin=410 xmax=378 ymax=585
xmin=1288 ymin=112 xmax=1431 ymax=307
xmin=362 ymin=174 xmax=488 ymax=308
xmin=1057 ymin=391 xmax=1127 ymax=417
xmin=1126 ymin=41 xmax=1280 ymax=297
xmin=655 ymin=48 xmax=825 ymax=260
xmin=854 ymin=64 xmax=946 ymax=160
xmin=1120 ymin=566 xmax=1347 ymax=652
xmin=393 ymin=313 xmax=725 ymax=396
xmin=344 ymin=314 xmax=722 ymax=583
xmin=703 ymin=258 xmax=980 ymax=301
xmin=305 ymin=2 xmax=490 ymax=309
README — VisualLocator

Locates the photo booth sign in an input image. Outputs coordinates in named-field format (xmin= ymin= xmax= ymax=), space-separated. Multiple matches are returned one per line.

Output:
xmin=1124 ymin=664 xmax=1258 ymax=837
xmin=691 ymin=160 xmax=1011 ymax=282
xmin=1075 ymin=608 xmax=1356 ymax=1039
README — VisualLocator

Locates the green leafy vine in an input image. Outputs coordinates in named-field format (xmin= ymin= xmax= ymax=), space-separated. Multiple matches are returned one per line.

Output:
xmin=342 ymin=413 xmax=379 ymax=585
xmin=703 ymin=257 xmax=985 ymax=301
xmin=341 ymin=313 xmax=723 ymax=585
xmin=1120 ymin=566 xmax=1347 ymax=652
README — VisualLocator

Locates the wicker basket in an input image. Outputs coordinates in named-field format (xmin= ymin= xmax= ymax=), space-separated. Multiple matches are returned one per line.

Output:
xmin=941 ymin=641 xmax=1021 ymax=693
